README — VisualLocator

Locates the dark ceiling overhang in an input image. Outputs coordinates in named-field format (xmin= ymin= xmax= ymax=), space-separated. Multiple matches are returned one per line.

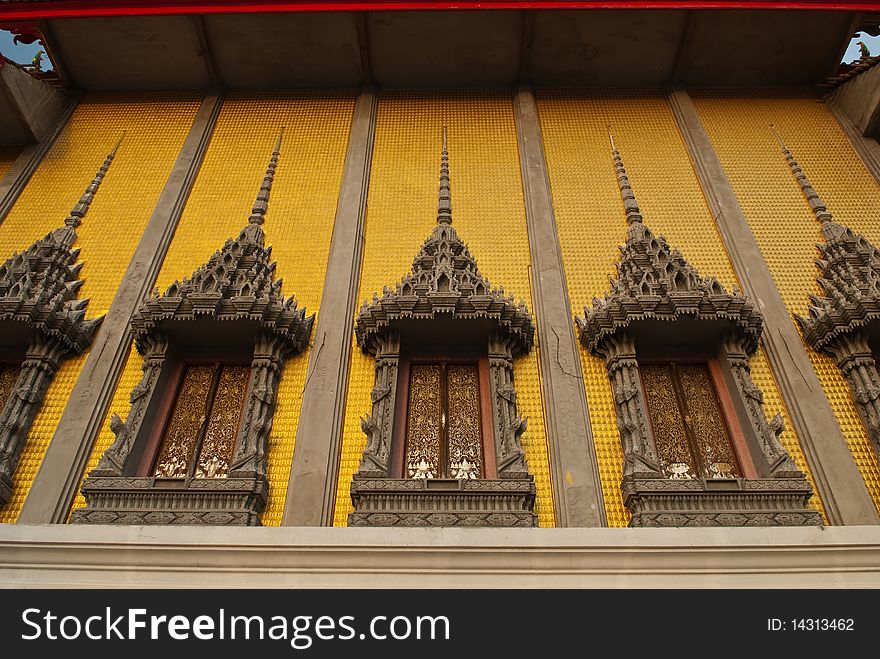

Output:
xmin=1 ymin=3 xmax=878 ymax=89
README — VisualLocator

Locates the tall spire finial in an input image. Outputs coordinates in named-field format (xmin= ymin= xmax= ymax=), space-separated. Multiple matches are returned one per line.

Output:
xmin=63 ymin=133 xmax=124 ymax=230
xmin=770 ymin=125 xmax=833 ymax=224
xmin=437 ymin=126 xmax=452 ymax=225
xmin=249 ymin=128 xmax=284 ymax=226
xmin=608 ymin=128 xmax=643 ymax=225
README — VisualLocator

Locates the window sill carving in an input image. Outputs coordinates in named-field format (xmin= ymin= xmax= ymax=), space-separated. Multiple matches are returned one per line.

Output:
xmin=349 ymin=477 xmax=537 ymax=527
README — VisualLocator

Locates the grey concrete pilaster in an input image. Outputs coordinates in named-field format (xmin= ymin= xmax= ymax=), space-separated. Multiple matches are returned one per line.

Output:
xmin=17 ymin=91 xmax=224 ymax=524
xmin=0 ymin=94 xmax=78 ymax=223
xmin=826 ymin=100 xmax=880 ymax=185
xmin=667 ymin=88 xmax=879 ymax=526
xmin=283 ymin=88 xmax=377 ymax=526
xmin=512 ymin=87 xmax=605 ymax=527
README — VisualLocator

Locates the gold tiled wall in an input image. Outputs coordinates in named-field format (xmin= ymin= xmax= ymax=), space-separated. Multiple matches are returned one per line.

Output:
xmin=70 ymin=92 xmax=355 ymax=525
xmin=536 ymin=89 xmax=826 ymax=525
xmin=333 ymin=91 xmax=556 ymax=527
xmin=0 ymin=146 xmax=22 ymax=180
xmin=693 ymin=92 xmax=880 ymax=510
xmin=0 ymin=93 xmax=201 ymax=523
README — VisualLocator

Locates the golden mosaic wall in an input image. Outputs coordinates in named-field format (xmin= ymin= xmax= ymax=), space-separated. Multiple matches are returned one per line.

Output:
xmin=693 ymin=92 xmax=880 ymax=510
xmin=0 ymin=146 xmax=22 ymax=180
xmin=333 ymin=91 xmax=556 ymax=527
xmin=70 ymin=92 xmax=355 ymax=525
xmin=536 ymin=89 xmax=826 ymax=526
xmin=0 ymin=93 xmax=201 ymax=522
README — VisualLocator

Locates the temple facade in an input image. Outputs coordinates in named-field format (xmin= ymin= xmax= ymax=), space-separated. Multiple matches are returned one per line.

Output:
xmin=0 ymin=1 xmax=880 ymax=586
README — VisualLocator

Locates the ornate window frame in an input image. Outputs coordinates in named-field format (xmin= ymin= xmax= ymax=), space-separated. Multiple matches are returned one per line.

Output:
xmin=0 ymin=143 xmax=114 ymax=506
xmin=575 ymin=135 xmax=821 ymax=528
xmin=72 ymin=131 xmax=314 ymax=526
xmin=348 ymin=130 xmax=538 ymax=527
xmin=774 ymin=133 xmax=880 ymax=464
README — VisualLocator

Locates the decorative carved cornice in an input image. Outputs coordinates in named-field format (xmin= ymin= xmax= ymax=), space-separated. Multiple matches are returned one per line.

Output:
xmin=0 ymin=138 xmax=120 ymax=354
xmin=354 ymin=128 xmax=534 ymax=358
xmin=131 ymin=128 xmax=313 ymax=357
xmin=577 ymin=134 xmax=762 ymax=356
xmin=775 ymin=130 xmax=880 ymax=354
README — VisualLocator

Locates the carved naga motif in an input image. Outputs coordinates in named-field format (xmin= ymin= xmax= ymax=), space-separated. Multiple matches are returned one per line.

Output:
xmin=0 ymin=139 xmax=118 ymax=505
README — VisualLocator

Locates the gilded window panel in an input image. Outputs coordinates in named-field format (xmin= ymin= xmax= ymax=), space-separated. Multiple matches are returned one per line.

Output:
xmin=153 ymin=365 xmax=215 ymax=479
xmin=0 ymin=365 xmax=19 ymax=413
xmin=692 ymin=92 xmax=880 ymax=510
xmin=405 ymin=365 xmax=443 ymax=479
xmin=196 ymin=365 xmax=250 ymax=479
xmin=446 ymin=364 xmax=483 ymax=479
xmin=642 ymin=365 xmax=695 ymax=479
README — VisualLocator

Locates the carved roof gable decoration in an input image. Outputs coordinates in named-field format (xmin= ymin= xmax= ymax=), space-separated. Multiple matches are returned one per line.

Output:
xmin=130 ymin=128 xmax=313 ymax=356
xmin=354 ymin=127 xmax=534 ymax=357
xmin=776 ymin=128 xmax=880 ymax=353
xmin=577 ymin=131 xmax=763 ymax=355
xmin=0 ymin=138 xmax=120 ymax=354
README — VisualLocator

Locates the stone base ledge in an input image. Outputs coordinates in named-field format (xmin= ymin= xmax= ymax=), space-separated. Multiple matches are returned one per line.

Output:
xmin=349 ymin=478 xmax=538 ymax=527
xmin=624 ymin=477 xmax=822 ymax=528
xmin=70 ymin=476 xmax=267 ymax=526
xmin=1 ymin=524 xmax=880 ymax=588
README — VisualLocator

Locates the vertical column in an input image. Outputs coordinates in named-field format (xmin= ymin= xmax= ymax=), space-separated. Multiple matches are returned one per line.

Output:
xmin=0 ymin=95 xmax=79 ymax=223
xmin=512 ymin=86 xmax=605 ymax=527
xmin=284 ymin=88 xmax=377 ymax=526
xmin=826 ymin=101 xmax=880 ymax=185
xmin=667 ymin=88 xmax=879 ymax=525
xmin=17 ymin=92 xmax=224 ymax=524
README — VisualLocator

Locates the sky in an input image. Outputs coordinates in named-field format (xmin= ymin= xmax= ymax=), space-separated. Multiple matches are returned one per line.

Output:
xmin=0 ymin=30 xmax=54 ymax=71
xmin=0 ymin=26 xmax=878 ymax=74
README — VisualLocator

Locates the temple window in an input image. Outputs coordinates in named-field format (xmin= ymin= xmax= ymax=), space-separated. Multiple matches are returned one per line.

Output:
xmin=0 ymin=142 xmax=111 ymax=507
xmin=73 ymin=130 xmax=314 ymax=526
xmin=778 ymin=130 xmax=880 ymax=463
xmin=348 ymin=129 xmax=537 ymax=527
xmin=575 ymin=132 xmax=821 ymax=527
xmin=395 ymin=356 xmax=495 ymax=481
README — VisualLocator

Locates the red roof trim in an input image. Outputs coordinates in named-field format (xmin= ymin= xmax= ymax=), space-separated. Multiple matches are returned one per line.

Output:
xmin=2 ymin=1 xmax=880 ymax=21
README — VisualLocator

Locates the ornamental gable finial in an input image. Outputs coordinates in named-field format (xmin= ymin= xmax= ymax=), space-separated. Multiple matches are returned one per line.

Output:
xmin=62 ymin=134 xmax=124 ymax=241
xmin=771 ymin=125 xmax=834 ymax=224
xmin=437 ymin=126 xmax=452 ymax=225
xmin=609 ymin=129 xmax=643 ymax=225
xmin=248 ymin=128 xmax=284 ymax=226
